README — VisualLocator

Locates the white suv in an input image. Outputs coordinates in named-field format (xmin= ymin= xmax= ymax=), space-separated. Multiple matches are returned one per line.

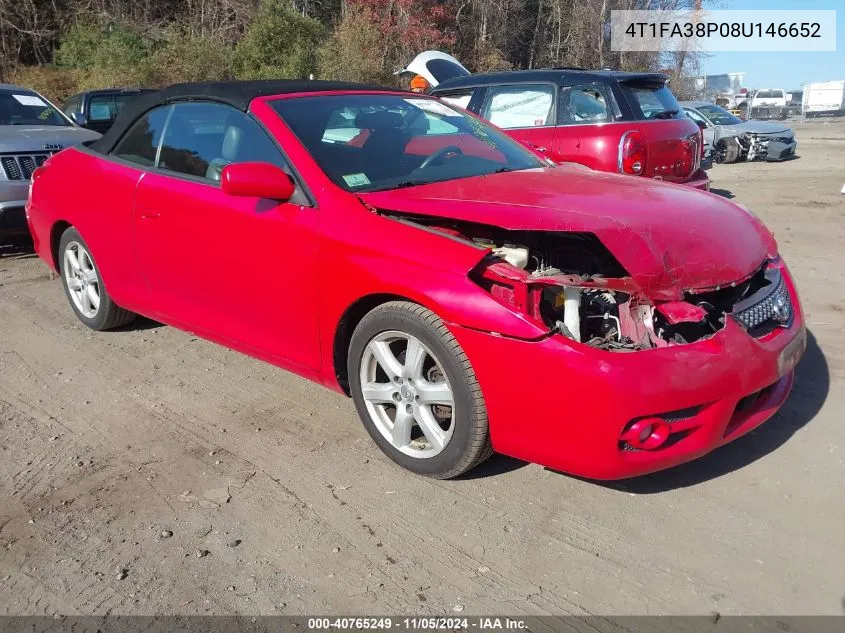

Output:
xmin=0 ymin=84 xmax=100 ymax=238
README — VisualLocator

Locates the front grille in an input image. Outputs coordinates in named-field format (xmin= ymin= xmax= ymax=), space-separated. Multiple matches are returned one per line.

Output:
xmin=0 ymin=152 xmax=53 ymax=181
xmin=732 ymin=268 xmax=792 ymax=332
xmin=735 ymin=390 xmax=762 ymax=413
xmin=1 ymin=157 xmax=22 ymax=180
xmin=724 ymin=381 xmax=778 ymax=437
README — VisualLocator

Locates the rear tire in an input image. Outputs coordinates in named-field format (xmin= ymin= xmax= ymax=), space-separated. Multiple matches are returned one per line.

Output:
xmin=348 ymin=301 xmax=492 ymax=479
xmin=58 ymin=227 xmax=136 ymax=331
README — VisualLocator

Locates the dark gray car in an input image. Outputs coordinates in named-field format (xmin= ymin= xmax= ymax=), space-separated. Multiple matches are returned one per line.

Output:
xmin=0 ymin=84 xmax=100 ymax=238
xmin=682 ymin=101 xmax=797 ymax=164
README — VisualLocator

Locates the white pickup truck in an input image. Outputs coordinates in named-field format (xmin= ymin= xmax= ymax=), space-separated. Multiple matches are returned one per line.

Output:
xmin=749 ymin=89 xmax=788 ymax=120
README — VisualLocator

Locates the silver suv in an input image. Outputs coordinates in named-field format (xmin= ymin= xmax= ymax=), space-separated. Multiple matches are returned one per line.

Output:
xmin=1 ymin=84 xmax=101 ymax=238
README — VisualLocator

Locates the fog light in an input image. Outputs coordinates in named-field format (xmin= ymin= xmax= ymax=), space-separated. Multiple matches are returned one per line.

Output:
xmin=621 ymin=417 xmax=670 ymax=450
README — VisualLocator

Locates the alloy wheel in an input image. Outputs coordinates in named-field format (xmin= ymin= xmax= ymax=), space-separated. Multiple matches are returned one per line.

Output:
xmin=359 ymin=331 xmax=455 ymax=458
xmin=63 ymin=241 xmax=100 ymax=318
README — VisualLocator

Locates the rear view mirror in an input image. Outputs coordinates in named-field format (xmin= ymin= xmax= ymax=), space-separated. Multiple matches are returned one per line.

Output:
xmin=70 ymin=112 xmax=88 ymax=127
xmin=220 ymin=162 xmax=295 ymax=201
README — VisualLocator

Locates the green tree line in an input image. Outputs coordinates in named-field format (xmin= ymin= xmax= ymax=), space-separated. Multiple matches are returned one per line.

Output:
xmin=1 ymin=0 xmax=701 ymax=103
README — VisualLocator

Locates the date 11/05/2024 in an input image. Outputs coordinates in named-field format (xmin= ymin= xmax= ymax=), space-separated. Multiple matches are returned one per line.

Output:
xmin=307 ymin=617 xmax=527 ymax=630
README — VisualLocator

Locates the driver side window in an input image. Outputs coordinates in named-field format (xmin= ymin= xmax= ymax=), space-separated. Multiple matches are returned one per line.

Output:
xmin=112 ymin=105 xmax=170 ymax=167
xmin=157 ymin=102 xmax=287 ymax=182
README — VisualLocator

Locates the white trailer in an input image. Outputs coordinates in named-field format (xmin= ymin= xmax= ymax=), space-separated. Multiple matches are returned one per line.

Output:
xmin=803 ymin=80 xmax=845 ymax=117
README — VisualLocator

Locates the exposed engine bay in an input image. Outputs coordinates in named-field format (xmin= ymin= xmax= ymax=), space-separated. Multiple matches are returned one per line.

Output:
xmin=381 ymin=211 xmax=782 ymax=352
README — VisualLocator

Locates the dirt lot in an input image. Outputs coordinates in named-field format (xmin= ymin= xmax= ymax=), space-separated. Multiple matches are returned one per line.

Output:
xmin=1 ymin=119 xmax=844 ymax=617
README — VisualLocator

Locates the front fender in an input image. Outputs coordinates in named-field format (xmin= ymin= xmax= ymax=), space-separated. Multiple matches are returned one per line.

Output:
xmin=315 ymin=197 xmax=551 ymax=388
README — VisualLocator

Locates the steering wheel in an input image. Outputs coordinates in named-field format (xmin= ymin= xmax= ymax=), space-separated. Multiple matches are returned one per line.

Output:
xmin=419 ymin=145 xmax=464 ymax=169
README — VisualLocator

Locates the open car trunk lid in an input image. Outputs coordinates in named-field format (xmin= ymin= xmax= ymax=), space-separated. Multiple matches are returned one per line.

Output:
xmin=395 ymin=51 xmax=471 ymax=88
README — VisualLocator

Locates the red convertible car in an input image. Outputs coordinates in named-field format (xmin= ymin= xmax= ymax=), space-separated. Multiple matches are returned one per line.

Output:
xmin=26 ymin=80 xmax=806 ymax=480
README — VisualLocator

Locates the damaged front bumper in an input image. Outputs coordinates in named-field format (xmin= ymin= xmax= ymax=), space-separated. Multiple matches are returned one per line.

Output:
xmin=448 ymin=265 xmax=806 ymax=480
xmin=744 ymin=133 xmax=798 ymax=161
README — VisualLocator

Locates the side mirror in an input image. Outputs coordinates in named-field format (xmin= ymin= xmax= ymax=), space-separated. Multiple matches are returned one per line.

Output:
xmin=695 ymin=119 xmax=708 ymax=130
xmin=70 ymin=112 xmax=88 ymax=127
xmin=220 ymin=162 xmax=296 ymax=201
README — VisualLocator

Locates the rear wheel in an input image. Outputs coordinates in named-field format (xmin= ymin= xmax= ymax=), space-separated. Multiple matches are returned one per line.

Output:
xmin=348 ymin=301 xmax=492 ymax=479
xmin=58 ymin=227 xmax=135 ymax=330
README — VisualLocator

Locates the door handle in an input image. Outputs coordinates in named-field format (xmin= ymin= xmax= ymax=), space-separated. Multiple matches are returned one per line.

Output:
xmin=140 ymin=211 xmax=160 ymax=220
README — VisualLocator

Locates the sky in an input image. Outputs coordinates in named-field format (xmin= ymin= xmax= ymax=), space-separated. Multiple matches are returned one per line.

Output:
xmin=702 ymin=0 xmax=844 ymax=89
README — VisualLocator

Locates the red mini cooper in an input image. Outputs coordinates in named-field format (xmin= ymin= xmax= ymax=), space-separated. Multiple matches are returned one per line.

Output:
xmin=400 ymin=51 xmax=710 ymax=189
xmin=26 ymin=80 xmax=805 ymax=480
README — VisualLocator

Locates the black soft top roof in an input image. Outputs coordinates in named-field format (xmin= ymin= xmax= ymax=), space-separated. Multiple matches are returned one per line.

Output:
xmin=90 ymin=79 xmax=400 ymax=154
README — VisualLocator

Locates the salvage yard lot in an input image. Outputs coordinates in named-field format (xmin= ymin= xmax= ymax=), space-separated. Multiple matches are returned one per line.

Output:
xmin=1 ymin=119 xmax=843 ymax=616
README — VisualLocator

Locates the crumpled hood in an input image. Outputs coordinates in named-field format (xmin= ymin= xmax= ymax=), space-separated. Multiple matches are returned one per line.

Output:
xmin=0 ymin=125 xmax=101 ymax=153
xmin=359 ymin=167 xmax=777 ymax=299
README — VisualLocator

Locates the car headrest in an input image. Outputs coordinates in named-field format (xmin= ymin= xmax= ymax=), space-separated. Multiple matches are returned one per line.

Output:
xmin=221 ymin=125 xmax=243 ymax=160
xmin=355 ymin=110 xmax=404 ymax=130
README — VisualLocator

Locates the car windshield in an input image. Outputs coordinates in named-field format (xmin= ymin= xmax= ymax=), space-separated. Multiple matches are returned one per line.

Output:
xmin=0 ymin=89 xmax=69 ymax=126
xmin=621 ymin=82 xmax=683 ymax=120
xmin=697 ymin=104 xmax=743 ymax=125
xmin=270 ymin=94 xmax=543 ymax=192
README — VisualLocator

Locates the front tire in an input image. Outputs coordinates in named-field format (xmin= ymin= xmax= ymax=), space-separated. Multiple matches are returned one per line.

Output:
xmin=58 ymin=227 xmax=135 ymax=331
xmin=715 ymin=139 xmax=740 ymax=164
xmin=348 ymin=301 xmax=492 ymax=479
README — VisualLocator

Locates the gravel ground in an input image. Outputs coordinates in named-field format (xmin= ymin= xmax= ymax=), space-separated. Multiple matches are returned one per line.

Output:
xmin=1 ymin=118 xmax=843 ymax=616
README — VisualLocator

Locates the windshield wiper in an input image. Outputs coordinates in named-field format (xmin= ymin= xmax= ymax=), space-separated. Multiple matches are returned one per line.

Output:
xmin=493 ymin=167 xmax=514 ymax=173
xmin=392 ymin=180 xmax=429 ymax=189
xmin=653 ymin=109 xmax=679 ymax=119
xmin=362 ymin=180 xmax=429 ymax=192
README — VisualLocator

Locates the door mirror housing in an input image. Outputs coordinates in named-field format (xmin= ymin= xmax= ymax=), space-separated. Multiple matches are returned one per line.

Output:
xmin=71 ymin=111 xmax=88 ymax=127
xmin=695 ymin=119 xmax=708 ymax=130
xmin=220 ymin=162 xmax=296 ymax=201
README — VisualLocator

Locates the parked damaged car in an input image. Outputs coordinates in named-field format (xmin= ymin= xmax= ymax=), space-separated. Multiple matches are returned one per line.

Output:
xmin=682 ymin=101 xmax=798 ymax=163
xmin=27 ymin=81 xmax=806 ymax=480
